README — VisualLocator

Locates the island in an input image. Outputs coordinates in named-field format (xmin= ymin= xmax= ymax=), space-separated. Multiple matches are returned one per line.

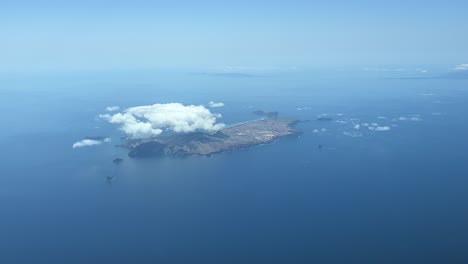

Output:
xmin=106 ymin=176 xmax=116 ymax=182
xmin=112 ymin=158 xmax=124 ymax=164
xmin=122 ymin=118 xmax=301 ymax=158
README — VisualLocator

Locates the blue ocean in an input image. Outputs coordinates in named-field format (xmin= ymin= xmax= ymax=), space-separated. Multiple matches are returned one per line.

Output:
xmin=1 ymin=70 xmax=468 ymax=263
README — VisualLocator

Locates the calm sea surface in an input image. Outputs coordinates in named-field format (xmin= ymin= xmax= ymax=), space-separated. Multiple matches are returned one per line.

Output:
xmin=1 ymin=71 xmax=468 ymax=263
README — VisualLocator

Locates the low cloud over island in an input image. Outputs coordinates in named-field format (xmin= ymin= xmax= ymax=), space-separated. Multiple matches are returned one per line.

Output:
xmin=99 ymin=103 xmax=225 ymax=139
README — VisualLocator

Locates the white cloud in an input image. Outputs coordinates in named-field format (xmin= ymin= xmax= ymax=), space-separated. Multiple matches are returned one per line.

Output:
xmin=72 ymin=138 xmax=111 ymax=148
xmin=208 ymin=101 xmax=224 ymax=108
xmin=105 ymin=106 xmax=120 ymax=112
xmin=368 ymin=126 xmax=391 ymax=131
xmin=394 ymin=115 xmax=422 ymax=122
xmin=454 ymin=64 xmax=468 ymax=71
xmin=343 ymin=131 xmax=363 ymax=137
xmin=365 ymin=122 xmax=392 ymax=131
xmin=100 ymin=103 xmax=225 ymax=139
xmin=297 ymin=107 xmax=312 ymax=111
xmin=353 ymin=124 xmax=361 ymax=130
xmin=313 ymin=128 xmax=327 ymax=134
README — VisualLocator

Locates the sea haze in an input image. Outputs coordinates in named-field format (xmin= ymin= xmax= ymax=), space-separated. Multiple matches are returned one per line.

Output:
xmin=1 ymin=70 xmax=468 ymax=263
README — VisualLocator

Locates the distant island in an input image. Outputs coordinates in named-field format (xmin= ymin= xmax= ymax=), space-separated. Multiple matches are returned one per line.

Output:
xmin=122 ymin=117 xmax=301 ymax=158
xmin=112 ymin=158 xmax=124 ymax=164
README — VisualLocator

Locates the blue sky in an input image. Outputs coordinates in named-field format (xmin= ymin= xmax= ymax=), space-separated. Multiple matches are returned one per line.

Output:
xmin=1 ymin=0 xmax=467 ymax=72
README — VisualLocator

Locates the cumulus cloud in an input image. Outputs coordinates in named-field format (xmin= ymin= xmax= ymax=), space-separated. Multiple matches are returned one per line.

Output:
xmin=454 ymin=64 xmax=468 ymax=71
xmin=100 ymin=103 xmax=225 ymax=139
xmin=72 ymin=138 xmax=111 ymax=148
xmin=368 ymin=125 xmax=391 ymax=131
xmin=343 ymin=131 xmax=363 ymax=137
xmin=313 ymin=128 xmax=327 ymax=133
xmin=106 ymin=106 xmax=120 ymax=112
xmin=393 ymin=115 xmax=422 ymax=121
xmin=208 ymin=101 xmax=224 ymax=108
